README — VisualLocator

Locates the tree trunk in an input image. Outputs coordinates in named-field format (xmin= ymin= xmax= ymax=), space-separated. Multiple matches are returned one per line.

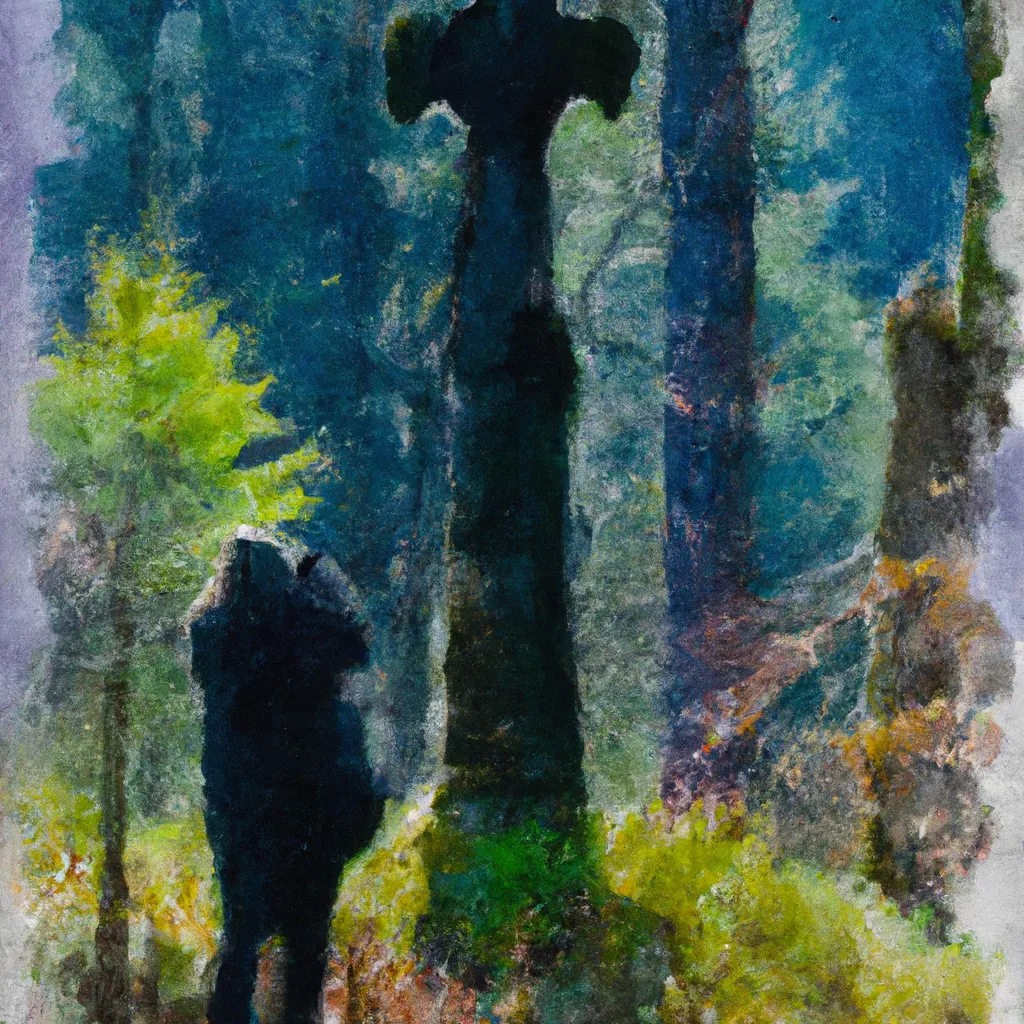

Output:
xmin=125 ymin=3 xmax=165 ymax=215
xmin=386 ymin=386 xmax=447 ymax=789
xmin=859 ymin=0 xmax=1015 ymax=915
xmin=349 ymin=0 xmax=443 ymax=794
xmin=93 ymin=583 xmax=133 ymax=1024
xmin=661 ymin=0 xmax=757 ymax=798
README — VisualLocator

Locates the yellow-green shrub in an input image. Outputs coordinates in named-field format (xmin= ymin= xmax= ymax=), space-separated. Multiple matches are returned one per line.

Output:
xmin=606 ymin=805 xmax=995 ymax=1024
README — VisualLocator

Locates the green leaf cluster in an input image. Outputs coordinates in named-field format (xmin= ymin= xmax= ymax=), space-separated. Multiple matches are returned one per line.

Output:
xmin=332 ymin=793 xmax=435 ymax=958
xmin=419 ymin=811 xmax=600 ymax=980
xmin=15 ymin=776 xmax=103 ymax=988
xmin=30 ymin=238 xmax=320 ymax=600
xmin=125 ymin=814 xmax=221 ymax=1003
xmin=322 ymin=796 xmax=998 ymax=1023
xmin=606 ymin=807 xmax=995 ymax=1024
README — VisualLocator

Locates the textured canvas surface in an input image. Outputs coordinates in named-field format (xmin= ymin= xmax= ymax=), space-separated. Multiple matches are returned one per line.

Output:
xmin=3 ymin=0 xmax=1024 ymax=1020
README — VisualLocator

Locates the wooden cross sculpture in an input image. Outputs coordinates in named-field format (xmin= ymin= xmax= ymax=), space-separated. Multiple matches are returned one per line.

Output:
xmin=386 ymin=0 xmax=639 ymax=816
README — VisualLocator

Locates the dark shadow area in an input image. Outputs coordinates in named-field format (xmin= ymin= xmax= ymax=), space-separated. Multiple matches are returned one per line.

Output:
xmin=386 ymin=0 xmax=639 ymax=816
xmin=190 ymin=537 xmax=384 ymax=1024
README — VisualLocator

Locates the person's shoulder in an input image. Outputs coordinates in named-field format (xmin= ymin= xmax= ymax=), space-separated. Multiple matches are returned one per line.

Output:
xmin=189 ymin=604 xmax=226 ymax=646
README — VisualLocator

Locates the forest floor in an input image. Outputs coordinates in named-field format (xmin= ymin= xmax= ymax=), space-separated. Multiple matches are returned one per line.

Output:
xmin=0 ymin=812 xmax=48 ymax=1024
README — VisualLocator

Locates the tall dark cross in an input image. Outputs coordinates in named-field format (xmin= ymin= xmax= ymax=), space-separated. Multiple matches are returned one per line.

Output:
xmin=386 ymin=0 xmax=639 ymax=813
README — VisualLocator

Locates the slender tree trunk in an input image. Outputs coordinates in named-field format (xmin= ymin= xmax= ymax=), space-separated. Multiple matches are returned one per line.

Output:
xmin=125 ymin=0 xmax=166 ymax=216
xmin=135 ymin=917 xmax=161 ymax=1024
xmin=387 ymin=385 xmax=447 ymax=788
xmin=859 ymin=0 xmax=1015 ymax=915
xmin=661 ymin=0 xmax=757 ymax=797
xmin=348 ymin=0 xmax=442 ymax=793
xmin=93 ymin=582 xmax=133 ymax=1024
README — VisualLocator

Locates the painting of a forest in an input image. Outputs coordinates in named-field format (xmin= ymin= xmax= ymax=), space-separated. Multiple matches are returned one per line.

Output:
xmin=5 ymin=0 xmax=1024 ymax=1020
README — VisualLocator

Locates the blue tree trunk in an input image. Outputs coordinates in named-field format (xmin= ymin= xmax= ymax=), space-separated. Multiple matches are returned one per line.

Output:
xmin=661 ymin=0 xmax=757 ymax=779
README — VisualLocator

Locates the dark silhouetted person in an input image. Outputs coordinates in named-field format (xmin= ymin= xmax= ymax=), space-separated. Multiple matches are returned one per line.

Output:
xmin=189 ymin=532 xmax=383 ymax=1024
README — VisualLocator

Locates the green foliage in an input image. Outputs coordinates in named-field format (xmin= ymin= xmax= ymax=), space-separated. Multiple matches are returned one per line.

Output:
xmin=124 ymin=814 xmax=221 ymax=1002
xmin=15 ymin=780 xmax=221 ymax=1011
xmin=419 ymin=809 xmax=601 ymax=980
xmin=15 ymin=776 xmax=103 ymax=987
xmin=31 ymin=237 xmax=320 ymax=600
xmin=332 ymin=796 xmax=660 ymax=1016
xmin=606 ymin=807 xmax=996 ymax=1024
xmin=332 ymin=794 xmax=436 ymax=958
xmin=324 ymin=795 xmax=997 ymax=1023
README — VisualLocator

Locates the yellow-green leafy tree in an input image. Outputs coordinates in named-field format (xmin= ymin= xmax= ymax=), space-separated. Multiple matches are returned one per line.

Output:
xmin=29 ymin=237 xmax=319 ymax=1024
